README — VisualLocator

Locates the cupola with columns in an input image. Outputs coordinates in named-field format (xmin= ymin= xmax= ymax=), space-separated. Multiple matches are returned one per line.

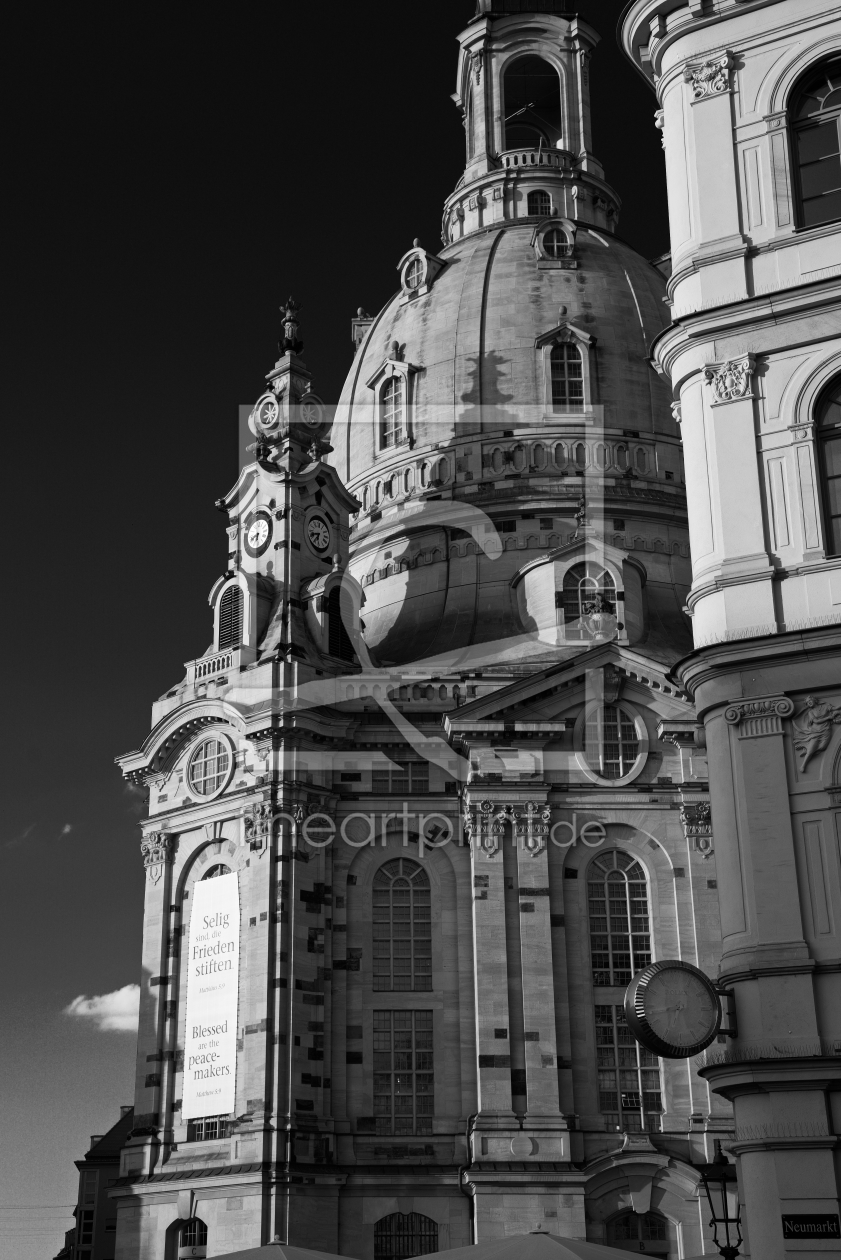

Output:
xmin=444 ymin=0 xmax=620 ymax=243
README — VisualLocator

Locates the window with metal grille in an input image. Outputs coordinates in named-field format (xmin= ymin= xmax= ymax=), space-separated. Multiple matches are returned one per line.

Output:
xmin=186 ymin=1115 xmax=229 ymax=1142
xmin=557 ymin=562 xmax=615 ymax=639
xmin=584 ymin=705 xmax=640 ymax=780
xmin=381 ymin=377 xmax=405 ymax=447
xmin=404 ymin=258 xmax=424 ymax=291
xmin=791 ymin=57 xmax=841 ymax=228
xmin=327 ymin=587 xmax=354 ymax=661
xmin=187 ymin=738 xmax=231 ymax=796
xmin=543 ymin=227 xmax=569 ymax=258
xmin=373 ymin=1012 xmax=434 ymax=1136
xmin=371 ymin=762 xmax=429 ymax=795
xmin=550 ymin=342 xmax=583 ymax=409
xmin=588 ymin=851 xmax=651 ymax=987
xmin=595 ymin=1004 xmax=662 ymax=1135
xmin=608 ymin=1210 xmax=669 ymax=1252
xmin=217 ymin=585 xmax=243 ymax=650
xmin=528 ymin=189 xmax=551 ymax=216
xmin=375 ymin=1211 xmax=438 ymax=1259
xmin=373 ymin=859 xmax=432 ymax=991
xmin=818 ymin=376 xmax=841 ymax=555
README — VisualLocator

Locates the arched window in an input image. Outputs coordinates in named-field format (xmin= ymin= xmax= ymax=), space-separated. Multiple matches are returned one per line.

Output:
xmin=372 ymin=858 xmax=432 ymax=991
xmin=557 ymin=563 xmax=615 ymax=639
xmin=178 ymin=1217 xmax=208 ymax=1258
xmin=202 ymin=864 xmax=231 ymax=880
xmin=589 ymin=852 xmax=661 ymax=1135
xmin=327 ymin=587 xmax=354 ymax=661
xmin=187 ymin=737 xmax=231 ymax=797
xmin=381 ymin=377 xmax=405 ymax=448
xmin=607 ymin=1211 xmax=669 ymax=1254
xmin=817 ymin=376 xmax=841 ymax=555
xmin=503 ymin=55 xmax=563 ymax=149
xmin=375 ymin=1212 xmax=438 ymax=1260
xmin=528 ymin=189 xmax=551 ymax=217
xmin=550 ymin=343 xmax=584 ymax=410
xmin=218 ymin=585 xmax=243 ymax=651
xmin=584 ymin=705 xmax=640 ymax=779
xmin=791 ymin=56 xmax=841 ymax=228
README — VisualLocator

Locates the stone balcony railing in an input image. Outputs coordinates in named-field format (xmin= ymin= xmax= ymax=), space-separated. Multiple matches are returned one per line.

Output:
xmin=498 ymin=146 xmax=571 ymax=171
xmin=186 ymin=646 xmax=250 ymax=684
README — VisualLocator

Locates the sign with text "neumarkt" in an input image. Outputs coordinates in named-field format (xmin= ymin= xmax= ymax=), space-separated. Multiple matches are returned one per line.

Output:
xmin=781 ymin=1214 xmax=840 ymax=1239
xmin=182 ymin=871 xmax=240 ymax=1121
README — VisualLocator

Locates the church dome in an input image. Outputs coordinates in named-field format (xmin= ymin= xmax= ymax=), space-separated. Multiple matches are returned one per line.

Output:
xmin=327 ymin=7 xmax=691 ymax=670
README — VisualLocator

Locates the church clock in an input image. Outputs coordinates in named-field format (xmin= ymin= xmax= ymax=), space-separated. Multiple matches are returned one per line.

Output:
xmin=624 ymin=959 xmax=721 ymax=1059
xmin=306 ymin=515 xmax=331 ymax=554
xmin=243 ymin=510 xmax=272 ymax=558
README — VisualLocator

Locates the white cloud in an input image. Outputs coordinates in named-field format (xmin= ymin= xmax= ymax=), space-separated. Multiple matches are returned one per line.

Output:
xmin=64 ymin=984 xmax=140 ymax=1032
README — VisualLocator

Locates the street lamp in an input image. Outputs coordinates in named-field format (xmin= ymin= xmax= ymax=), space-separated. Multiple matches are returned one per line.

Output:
xmin=697 ymin=1141 xmax=742 ymax=1260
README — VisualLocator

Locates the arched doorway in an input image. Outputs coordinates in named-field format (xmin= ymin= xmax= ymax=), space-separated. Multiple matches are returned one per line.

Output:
xmin=374 ymin=1211 xmax=438 ymax=1259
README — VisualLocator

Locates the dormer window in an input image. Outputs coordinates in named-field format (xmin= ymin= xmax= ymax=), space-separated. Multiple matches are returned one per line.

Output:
xmin=528 ymin=190 xmax=551 ymax=217
xmin=381 ymin=377 xmax=405 ymax=448
xmin=551 ymin=343 xmax=584 ymax=410
xmin=544 ymin=227 xmax=569 ymax=259
xmin=404 ymin=257 xmax=424 ymax=291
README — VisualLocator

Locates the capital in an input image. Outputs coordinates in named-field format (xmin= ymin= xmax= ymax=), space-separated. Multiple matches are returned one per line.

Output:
xmin=683 ymin=53 xmax=733 ymax=101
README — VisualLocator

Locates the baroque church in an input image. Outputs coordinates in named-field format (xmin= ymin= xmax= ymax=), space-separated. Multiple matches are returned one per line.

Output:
xmin=105 ymin=1 xmax=841 ymax=1259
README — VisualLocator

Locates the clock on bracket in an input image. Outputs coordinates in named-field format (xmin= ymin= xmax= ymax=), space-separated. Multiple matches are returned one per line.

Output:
xmin=243 ymin=510 xmax=272 ymax=558
xmin=624 ymin=959 xmax=722 ymax=1059
xmin=306 ymin=514 xmax=331 ymax=555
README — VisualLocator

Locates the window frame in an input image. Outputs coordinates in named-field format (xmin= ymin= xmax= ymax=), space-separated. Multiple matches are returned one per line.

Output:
xmin=372 ymin=857 xmax=432 ymax=992
xmin=372 ymin=1010 xmax=434 ymax=1136
xmin=186 ymin=734 xmax=235 ymax=800
xmin=536 ymin=322 xmax=594 ymax=416
xmin=790 ymin=56 xmax=841 ymax=231
xmin=573 ymin=700 xmax=648 ymax=787
xmin=380 ymin=376 xmax=405 ymax=450
xmin=375 ymin=1211 xmax=439 ymax=1260
xmin=816 ymin=376 xmax=841 ymax=556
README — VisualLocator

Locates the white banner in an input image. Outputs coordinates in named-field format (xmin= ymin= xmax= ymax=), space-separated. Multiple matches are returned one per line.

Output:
xmin=182 ymin=871 xmax=240 ymax=1120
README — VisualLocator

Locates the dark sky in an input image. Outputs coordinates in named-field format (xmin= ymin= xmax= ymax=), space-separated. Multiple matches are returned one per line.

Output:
xmin=1 ymin=2 xmax=666 ymax=1252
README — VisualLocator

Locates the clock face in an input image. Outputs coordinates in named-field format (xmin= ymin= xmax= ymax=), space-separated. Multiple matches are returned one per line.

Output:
xmin=307 ymin=516 xmax=330 ymax=553
xmin=244 ymin=512 xmax=272 ymax=557
xmin=256 ymin=396 xmax=280 ymax=431
xmin=301 ymin=400 xmax=322 ymax=427
xmin=625 ymin=960 xmax=721 ymax=1059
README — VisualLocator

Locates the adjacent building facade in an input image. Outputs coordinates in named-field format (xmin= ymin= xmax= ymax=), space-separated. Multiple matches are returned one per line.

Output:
xmin=106 ymin=0 xmax=841 ymax=1256
xmin=620 ymin=2 xmax=841 ymax=1258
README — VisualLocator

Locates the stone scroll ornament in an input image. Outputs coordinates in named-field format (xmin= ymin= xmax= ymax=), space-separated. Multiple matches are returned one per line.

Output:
xmin=463 ymin=800 xmax=550 ymax=857
xmin=140 ymin=831 xmax=173 ymax=884
xmin=683 ymin=53 xmax=732 ymax=101
xmin=792 ymin=695 xmax=841 ymax=769
xmin=704 ymin=355 xmax=755 ymax=404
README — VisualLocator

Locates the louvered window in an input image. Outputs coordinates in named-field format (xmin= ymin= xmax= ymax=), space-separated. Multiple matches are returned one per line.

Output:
xmin=218 ymin=585 xmax=243 ymax=650
xmin=373 ymin=859 xmax=432 ymax=991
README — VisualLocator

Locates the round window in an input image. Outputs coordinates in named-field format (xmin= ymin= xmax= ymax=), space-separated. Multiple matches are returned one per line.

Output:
xmin=187 ymin=738 xmax=232 ymax=797
xmin=573 ymin=702 xmax=648 ymax=786
xmin=543 ymin=228 xmax=568 ymax=259
xmin=404 ymin=257 xmax=424 ymax=290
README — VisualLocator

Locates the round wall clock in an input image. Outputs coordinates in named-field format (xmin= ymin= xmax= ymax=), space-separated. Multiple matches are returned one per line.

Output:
xmin=306 ymin=515 xmax=331 ymax=553
xmin=244 ymin=511 xmax=272 ymax=557
xmin=624 ymin=959 xmax=721 ymax=1059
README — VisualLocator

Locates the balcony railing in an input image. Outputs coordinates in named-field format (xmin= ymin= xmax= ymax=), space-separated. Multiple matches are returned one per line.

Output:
xmin=499 ymin=146 xmax=571 ymax=171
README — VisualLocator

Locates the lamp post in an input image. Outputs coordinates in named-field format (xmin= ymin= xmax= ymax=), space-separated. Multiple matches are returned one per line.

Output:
xmin=697 ymin=1141 xmax=742 ymax=1260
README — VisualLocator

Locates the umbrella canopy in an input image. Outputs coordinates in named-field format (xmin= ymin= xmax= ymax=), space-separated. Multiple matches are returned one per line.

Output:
xmin=214 ymin=1245 xmax=348 ymax=1260
xmin=421 ymin=1233 xmax=649 ymax=1259
xmin=215 ymin=1234 xmax=644 ymax=1260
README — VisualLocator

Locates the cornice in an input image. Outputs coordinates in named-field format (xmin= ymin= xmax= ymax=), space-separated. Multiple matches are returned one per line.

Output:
xmin=669 ymin=623 xmax=841 ymax=700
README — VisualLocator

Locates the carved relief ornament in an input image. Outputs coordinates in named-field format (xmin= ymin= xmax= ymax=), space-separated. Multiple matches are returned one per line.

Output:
xmin=463 ymin=799 xmax=551 ymax=857
xmin=141 ymin=831 xmax=173 ymax=883
xmin=683 ymin=53 xmax=733 ymax=101
xmin=704 ymin=355 xmax=755 ymax=405
xmin=679 ymin=803 xmax=713 ymax=857
xmin=792 ymin=695 xmax=841 ymax=769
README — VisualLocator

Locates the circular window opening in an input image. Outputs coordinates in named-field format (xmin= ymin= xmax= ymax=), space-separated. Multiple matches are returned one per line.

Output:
xmin=404 ymin=258 xmax=424 ymax=291
xmin=188 ymin=738 xmax=232 ymax=797
xmin=585 ymin=705 xmax=640 ymax=780
xmin=543 ymin=228 xmax=568 ymax=259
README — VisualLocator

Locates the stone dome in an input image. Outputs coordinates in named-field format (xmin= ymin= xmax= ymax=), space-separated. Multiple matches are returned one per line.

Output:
xmin=328 ymin=220 xmax=692 ymax=670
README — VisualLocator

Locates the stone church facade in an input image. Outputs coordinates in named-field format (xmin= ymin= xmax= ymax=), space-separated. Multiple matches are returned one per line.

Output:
xmin=110 ymin=2 xmax=841 ymax=1259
